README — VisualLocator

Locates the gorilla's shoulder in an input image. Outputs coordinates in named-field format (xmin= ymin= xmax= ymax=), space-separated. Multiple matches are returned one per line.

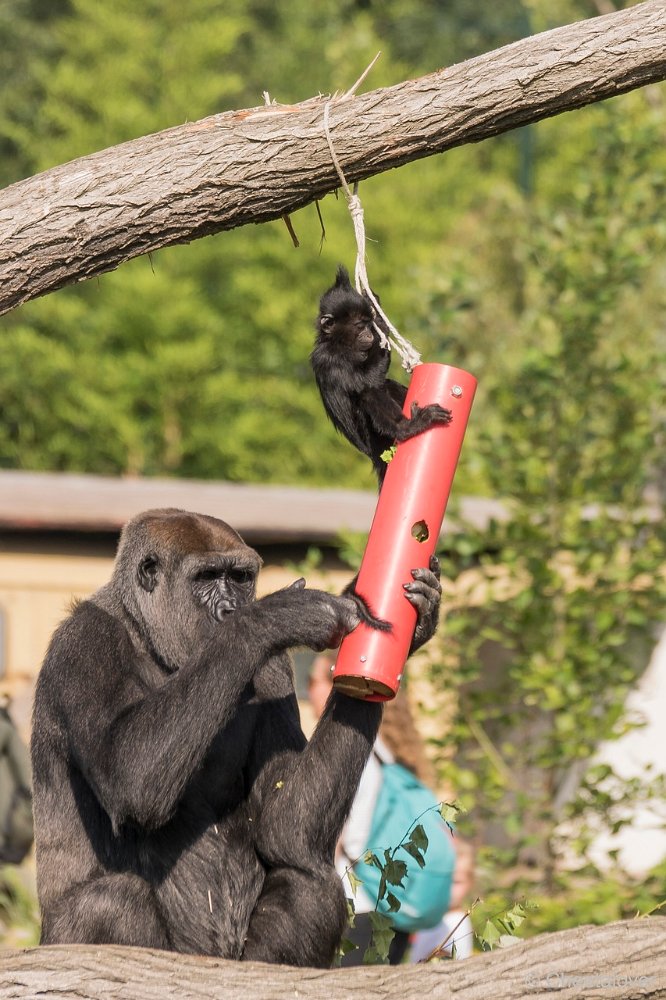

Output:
xmin=44 ymin=598 xmax=130 ymax=666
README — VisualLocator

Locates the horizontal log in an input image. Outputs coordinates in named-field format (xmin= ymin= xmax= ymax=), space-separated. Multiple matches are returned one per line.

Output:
xmin=0 ymin=918 xmax=665 ymax=999
xmin=0 ymin=1 xmax=664 ymax=315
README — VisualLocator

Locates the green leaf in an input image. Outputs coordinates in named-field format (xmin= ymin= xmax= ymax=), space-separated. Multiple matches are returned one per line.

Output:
xmin=363 ymin=851 xmax=382 ymax=870
xmin=386 ymin=891 xmax=402 ymax=913
xmin=334 ymin=934 xmax=358 ymax=965
xmin=346 ymin=869 xmax=363 ymax=898
xmin=345 ymin=897 xmax=356 ymax=928
xmin=409 ymin=823 xmax=429 ymax=853
xmin=367 ymin=912 xmax=395 ymax=963
xmin=404 ymin=842 xmax=427 ymax=869
xmin=362 ymin=946 xmax=386 ymax=965
xmin=439 ymin=802 xmax=462 ymax=828
xmin=383 ymin=858 xmax=408 ymax=887
xmin=480 ymin=920 xmax=502 ymax=949
xmin=504 ymin=904 xmax=527 ymax=930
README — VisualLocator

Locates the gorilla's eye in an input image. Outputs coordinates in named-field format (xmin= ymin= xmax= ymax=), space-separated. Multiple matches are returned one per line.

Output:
xmin=196 ymin=568 xmax=220 ymax=582
xmin=229 ymin=569 xmax=254 ymax=585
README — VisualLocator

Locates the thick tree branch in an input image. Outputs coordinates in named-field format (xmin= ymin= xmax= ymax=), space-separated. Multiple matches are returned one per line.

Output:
xmin=0 ymin=920 xmax=664 ymax=999
xmin=0 ymin=1 xmax=664 ymax=316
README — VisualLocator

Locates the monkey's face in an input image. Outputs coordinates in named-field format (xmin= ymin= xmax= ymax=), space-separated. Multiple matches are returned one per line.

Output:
xmin=318 ymin=303 xmax=376 ymax=357
xmin=317 ymin=265 xmax=386 ymax=362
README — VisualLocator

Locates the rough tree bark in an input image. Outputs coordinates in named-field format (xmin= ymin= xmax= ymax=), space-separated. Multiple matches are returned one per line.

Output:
xmin=0 ymin=920 xmax=665 ymax=999
xmin=0 ymin=0 xmax=665 ymax=316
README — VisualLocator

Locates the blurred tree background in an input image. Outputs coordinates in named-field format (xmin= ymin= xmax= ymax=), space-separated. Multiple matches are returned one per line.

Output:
xmin=0 ymin=0 xmax=664 ymax=941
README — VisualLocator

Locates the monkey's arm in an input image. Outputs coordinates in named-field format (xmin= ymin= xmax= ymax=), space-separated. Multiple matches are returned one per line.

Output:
xmin=363 ymin=382 xmax=452 ymax=441
xmin=360 ymin=383 xmax=409 ymax=438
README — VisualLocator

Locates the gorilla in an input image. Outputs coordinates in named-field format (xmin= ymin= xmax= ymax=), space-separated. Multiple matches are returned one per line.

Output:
xmin=31 ymin=508 xmax=441 ymax=967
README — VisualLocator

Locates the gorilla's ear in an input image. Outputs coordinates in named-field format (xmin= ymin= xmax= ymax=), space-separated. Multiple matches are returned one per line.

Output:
xmin=138 ymin=554 xmax=159 ymax=593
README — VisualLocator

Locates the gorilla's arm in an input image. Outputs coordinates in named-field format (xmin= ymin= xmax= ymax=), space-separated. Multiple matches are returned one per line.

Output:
xmin=46 ymin=586 xmax=363 ymax=833
xmin=407 ymin=555 xmax=442 ymax=654
xmin=246 ymin=559 xmax=442 ymax=866
xmin=247 ymin=666 xmax=381 ymax=864
xmin=241 ymin=563 xmax=441 ymax=966
xmin=242 ymin=657 xmax=381 ymax=966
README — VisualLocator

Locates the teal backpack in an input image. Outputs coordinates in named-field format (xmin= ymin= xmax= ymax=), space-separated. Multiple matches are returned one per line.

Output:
xmin=353 ymin=760 xmax=455 ymax=932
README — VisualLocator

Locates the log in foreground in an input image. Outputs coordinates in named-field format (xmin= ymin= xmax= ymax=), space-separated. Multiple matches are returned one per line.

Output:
xmin=0 ymin=919 xmax=665 ymax=1000
xmin=0 ymin=1 xmax=665 ymax=316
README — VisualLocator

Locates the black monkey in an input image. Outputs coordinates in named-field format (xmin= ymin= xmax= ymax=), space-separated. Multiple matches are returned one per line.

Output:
xmin=31 ymin=508 xmax=441 ymax=967
xmin=312 ymin=266 xmax=453 ymax=484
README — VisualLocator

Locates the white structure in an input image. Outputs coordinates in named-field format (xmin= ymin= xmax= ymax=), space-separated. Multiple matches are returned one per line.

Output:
xmin=587 ymin=626 xmax=666 ymax=876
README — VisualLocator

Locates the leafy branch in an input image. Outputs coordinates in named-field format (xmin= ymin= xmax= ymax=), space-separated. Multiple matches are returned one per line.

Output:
xmin=341 ymin=801 xmax=463 ymax=964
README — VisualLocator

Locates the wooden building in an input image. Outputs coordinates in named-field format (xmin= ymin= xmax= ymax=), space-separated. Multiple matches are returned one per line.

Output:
xmin=0 ymin=469 xmax=502 ymax=734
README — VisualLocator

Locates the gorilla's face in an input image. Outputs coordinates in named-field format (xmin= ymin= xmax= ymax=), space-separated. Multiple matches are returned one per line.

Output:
xmin=116 ymin=508 xmax=261 ymax=670
xmin=188 ymin=552 xmax=259 ymax=621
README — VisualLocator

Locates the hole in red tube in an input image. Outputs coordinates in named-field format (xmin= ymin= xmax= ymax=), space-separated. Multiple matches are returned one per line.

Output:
xmin=411 ymin=520 xmax=429 ymax=543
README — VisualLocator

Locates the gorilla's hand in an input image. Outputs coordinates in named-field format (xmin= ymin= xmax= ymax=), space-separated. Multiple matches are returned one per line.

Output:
xmin=405 ymin=555 xmax=442 ymax=654
xmin=251 ymin=581 xmax=387 ymax=653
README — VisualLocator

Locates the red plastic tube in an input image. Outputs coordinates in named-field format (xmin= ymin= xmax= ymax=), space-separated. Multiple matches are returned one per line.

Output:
xmin=333 ymin=363 xmax=477 ymax=700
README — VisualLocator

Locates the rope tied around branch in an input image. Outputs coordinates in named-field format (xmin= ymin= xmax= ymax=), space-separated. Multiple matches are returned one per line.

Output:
xmin=322 ymin=86 xmax=422 ymax=372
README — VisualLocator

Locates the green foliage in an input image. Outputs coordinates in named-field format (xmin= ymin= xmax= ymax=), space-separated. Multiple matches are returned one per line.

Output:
xmin=364 ymin=912 xmax=395 ymax=964
xmin=350 ymin=801 xmax=461 ymax=962
xmin=0 ymin=0 xmax=573 ymax=488
xmin=476 ymin=856 xmax=666 ymax=939
xmin=0 ymin=867 xmax=40 ymax=948
xmin=426 ymin=89 xmax=665 ymax=888
xmin=476 ymin=900 xmax=532 ymax=951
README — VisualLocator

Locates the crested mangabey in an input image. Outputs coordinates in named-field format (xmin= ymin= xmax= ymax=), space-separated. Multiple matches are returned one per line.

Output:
xmin=311 ymin=266 xmax=452 ymax=485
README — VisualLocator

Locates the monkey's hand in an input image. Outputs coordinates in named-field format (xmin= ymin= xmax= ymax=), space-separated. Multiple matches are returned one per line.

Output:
xmin=394 ymin=402 xmax=452 ymax=442
xmin=251 ymin=581 xmax=386 ymax=654
xmin=405 ymin=555 xmax=442 ymax=654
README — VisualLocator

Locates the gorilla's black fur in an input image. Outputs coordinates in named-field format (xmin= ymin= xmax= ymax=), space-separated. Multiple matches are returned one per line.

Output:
xmin=31 ymin=508 xmax=440 ymax=967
